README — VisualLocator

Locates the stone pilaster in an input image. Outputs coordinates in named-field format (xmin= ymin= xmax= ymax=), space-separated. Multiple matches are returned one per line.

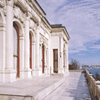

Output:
xmin=39 ymin=43 xmax=42 ymax=68
xmin=5 ymin=0 xmax=16 ymax=82
xmin=32 ymin=41 xmax=36 ymax=76
xmin=44 ymin=47 xmax=47 ymax=74
xmin=59 ymin=37 xmax=64 ymax=74
xmin=47 ymin=40 xmax=50 ymax=75
xmin=34 ymin=26 xmax=41 ymax=76
xmin=66 ymin=43 xmax=69 ymax=73
xmin=24 ymin=16 xmax=32 ymax=78
xmin=19 ymin=34 xmax=24 ymax=78
xmin=0 ymin=21 xmax=6 ymax=83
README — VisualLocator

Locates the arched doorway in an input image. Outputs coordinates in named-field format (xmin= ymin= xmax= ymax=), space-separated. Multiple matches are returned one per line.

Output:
xmin=53 ymin=49 xmax=58 ymax=73
xmin=29 ymin=33 xmax=32 ymax=70
xmin=13 ymin=23 xmax=20 ymax=78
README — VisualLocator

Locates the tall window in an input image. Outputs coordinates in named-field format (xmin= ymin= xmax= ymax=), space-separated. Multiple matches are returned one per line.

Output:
xmin=13 ymin=23 xmax=20 ymax=78
xmin=29 ymin=33 xmax=32 ymax=69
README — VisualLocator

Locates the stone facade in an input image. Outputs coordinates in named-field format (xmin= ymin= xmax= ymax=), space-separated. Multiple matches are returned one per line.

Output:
xmin=0 ymin=0 xmax=70 ymax=83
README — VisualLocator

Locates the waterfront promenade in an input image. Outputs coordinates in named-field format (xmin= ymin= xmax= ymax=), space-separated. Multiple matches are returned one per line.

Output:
xmin=0 ymin=72 xmax=90 ymax=100
xmin=44 ymin=72 xmax=91 ymax=100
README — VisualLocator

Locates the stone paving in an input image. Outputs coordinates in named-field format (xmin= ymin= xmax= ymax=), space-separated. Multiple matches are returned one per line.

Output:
xmin=43 ymin=72 xmax=91 ymax=100
xmin=0 ymin=72 xmax=90 ymax=100
xmin=0 ymin=75 xmax=65 ymax=100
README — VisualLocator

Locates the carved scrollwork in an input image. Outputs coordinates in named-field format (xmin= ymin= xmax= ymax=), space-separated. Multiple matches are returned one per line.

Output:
xmin=13 ymin=6 xmax=25 ymax=23
xmin=0 ymin=0 xmax=4 ymax=8
xmin=7 ymin=0 xmax=13 ymax=6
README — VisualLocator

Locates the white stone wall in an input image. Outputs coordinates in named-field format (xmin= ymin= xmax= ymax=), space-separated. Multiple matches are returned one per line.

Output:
xmin=0 ymin=0 xmax=69 ymax=83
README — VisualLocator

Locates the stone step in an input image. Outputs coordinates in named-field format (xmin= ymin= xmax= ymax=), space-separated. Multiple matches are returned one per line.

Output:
xmin=0 ymin=77 xmax=65 ymax=100
xmin=33 ymin=77 xmax=65 ymax=100
xmin=51 ymin=73 xmax=64 ymax=77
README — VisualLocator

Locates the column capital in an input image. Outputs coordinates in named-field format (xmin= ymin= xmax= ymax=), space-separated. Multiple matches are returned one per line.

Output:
xmin=19 ymin=34 xmax=24 ymax=40
xmin=39 ymin=43 xmax=42 ymax=46
xmin=19 ymin=34 xmax=24 ymax=37
xmin=32 ymin=41 xmax=36 ymax=45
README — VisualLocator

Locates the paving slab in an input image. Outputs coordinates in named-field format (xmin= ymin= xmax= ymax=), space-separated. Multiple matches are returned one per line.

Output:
xmin=0 ymin=76 xmax=65 ymax=100
xmin=43 ymin=72 xmax=91 ymax=100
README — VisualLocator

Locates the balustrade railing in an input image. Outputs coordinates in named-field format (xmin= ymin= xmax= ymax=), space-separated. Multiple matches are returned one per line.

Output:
xmin=86 ymin=70 xmax=100 ymax=100
xmin=0 ymin=94 xmax=32 ymax=100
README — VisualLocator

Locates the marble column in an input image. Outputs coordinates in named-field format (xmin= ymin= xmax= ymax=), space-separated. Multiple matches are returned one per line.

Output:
xmin=59 ymin=37 xmax=64 ymax=74
xmin=0 ymin=18 xmax=5 ymax=83
xmin=19 ymin=35 xmax=24 ymax=78
xmin=32 ymin=41 xmax=36 ymax=76
xmin=24 ymin=16 xmax=31 ymax=78
xmin=47 ymin=40 xmax=50 ymax=75
xmin=66 ymin=43 xmax=69 ymax=72
xmin=64 ymin=43 xmax=69 ymax=76
xmin=35 ymin=27 xmax=41 ymax=76
xmin=39 ymin=43 xmax=42 ymax=68
xmin=5 ymin=0 xmax=16 ymax=82
xmin=44 ymin=47 xmax=47 ymax=74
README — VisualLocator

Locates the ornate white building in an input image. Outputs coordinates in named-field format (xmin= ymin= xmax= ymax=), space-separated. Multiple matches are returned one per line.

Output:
xmin=0 ymin=0 xmax=70 ymax=83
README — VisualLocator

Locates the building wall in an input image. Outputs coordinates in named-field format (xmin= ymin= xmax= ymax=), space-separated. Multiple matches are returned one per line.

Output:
xmin=0 ymin=0 xmax=69 ymax=83
xmin=51 ymin=36 xmax=60 ymax=73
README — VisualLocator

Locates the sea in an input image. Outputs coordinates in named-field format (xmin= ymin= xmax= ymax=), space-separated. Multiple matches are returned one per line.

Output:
xmin=87 ymin=68 xmax=100 ymax=77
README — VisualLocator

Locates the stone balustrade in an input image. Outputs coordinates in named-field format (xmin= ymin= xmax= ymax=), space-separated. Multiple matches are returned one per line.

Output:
xmin=86 ymin=70 xmax=100 ymax=99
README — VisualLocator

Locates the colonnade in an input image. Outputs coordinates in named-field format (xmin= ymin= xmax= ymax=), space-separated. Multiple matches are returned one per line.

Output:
xmin=0 ymin=0 xmax=69 ymax=83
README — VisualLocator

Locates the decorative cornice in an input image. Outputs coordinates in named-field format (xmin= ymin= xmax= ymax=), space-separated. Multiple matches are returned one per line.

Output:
xmin=14 ymin=0 xmax=27 ymax=12
xmin=51 ymin=32 xmax=63 ymax=37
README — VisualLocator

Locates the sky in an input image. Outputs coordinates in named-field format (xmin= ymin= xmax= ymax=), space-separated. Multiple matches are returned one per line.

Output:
xmin=37 ymin=0 xmax=100 ymax=66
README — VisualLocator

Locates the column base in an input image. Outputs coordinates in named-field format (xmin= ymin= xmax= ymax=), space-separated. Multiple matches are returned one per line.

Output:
xmin=5 ymin=69 xmax=16 ymax=83
xmin=65 ymin=67 xmax=69 ymax=73
xmin=32 ymin=68 xmax=42 ymax=76
xmin=0 ymin=72 xmax=5 ymax=83
xmin=64 ymin=71 xmax=69 ymax=77
xmin=20 ymin=71 xmax=24 ymax=79
xmin=24 ymin=69 xmax=32 ymax=78
xmin=44 ymin=67 xmax=47 ymax=75
xmin=50 ymin=66 xmax=53 ymax=74
xmin=58 ymin=68 xmax=64 ymax=74
xmin=47 ymin=68 xmax=50 ymax=75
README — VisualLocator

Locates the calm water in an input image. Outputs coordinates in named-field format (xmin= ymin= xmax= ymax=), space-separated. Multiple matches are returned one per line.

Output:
xmin=87 ymin=68 xmax=100 ymax=77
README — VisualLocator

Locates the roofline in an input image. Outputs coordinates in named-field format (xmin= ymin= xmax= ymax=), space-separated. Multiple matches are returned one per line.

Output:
xmin=51 ymin=24 xmax=70 ymax=40
xmin=34 ymin=0 xmax=46 ymax=16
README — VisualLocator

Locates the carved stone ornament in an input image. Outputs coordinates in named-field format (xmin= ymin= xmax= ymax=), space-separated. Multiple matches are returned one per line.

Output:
xmin=3 ymin=8 xmax=7 ymax=16
xmin=14 ymin=6 xmax=25 ymax=23
xmin=19 ymin=34 xmax=24 ymax=37
xmin=7 ymin=0 xmax=13 ymax=6
xmin=0 ymin=0 xmax=4 ymax=8
xmin=40 ymin=38 xmax=43 ymax=42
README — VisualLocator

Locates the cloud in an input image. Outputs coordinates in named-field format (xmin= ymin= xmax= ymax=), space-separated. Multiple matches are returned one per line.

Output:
xmin=78 ymin=54 xmax=85 ymax=56
xmin=90 ymin=45 xmax=100 ymax=50
xmin=37 ymin=0 xmax=100 ymax=54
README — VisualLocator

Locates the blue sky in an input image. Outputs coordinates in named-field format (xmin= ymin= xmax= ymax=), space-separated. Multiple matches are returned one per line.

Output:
xmin=37 ymin=0 xmax=100 ymax=65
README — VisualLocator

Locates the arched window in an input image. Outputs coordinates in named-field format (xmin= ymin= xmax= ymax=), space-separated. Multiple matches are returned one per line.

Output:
xmin=29 ymin=33 xmax=32 ymax=69
xmin=13 ymin=23 xmax=20 ymax=78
